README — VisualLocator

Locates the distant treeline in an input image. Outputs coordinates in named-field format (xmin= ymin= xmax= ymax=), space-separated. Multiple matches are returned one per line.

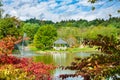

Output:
xmin=24 ymin=17 xmax=120 ymax=28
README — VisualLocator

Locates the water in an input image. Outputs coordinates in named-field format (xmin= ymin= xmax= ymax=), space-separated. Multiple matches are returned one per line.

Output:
xmin=13 ymin=49 xmax=88 ymax=79
xmin=13 ymin=43 xmax=95 ymax=80
xmin=12 ymin=33 xmax=92 ymax=79
xmin=13 ymin=48 xmax=40 ymax=57
xmin=33 ymin=52 xmax=91 ymax=65
xmin=33 ymin=52 xmax=92 ymax=80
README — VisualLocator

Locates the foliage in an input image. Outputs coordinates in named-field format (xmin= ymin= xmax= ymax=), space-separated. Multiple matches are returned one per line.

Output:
xmin=57 ymin=25 xmax=119 ymax=47
xmin=54 ymin=17 xmax=120 ymax=28
xmin=59 ymin=35 xmax=120 ymax=80
xmin=0 ymin=36 xmax=22 ymax=54
xmin=84 ymin=35 xmax=120 ymax=54
xmin=0 ymin=54 xmax=20 ymax=64
xmin=102 ymin=17 xmax=120 ymax=28
xmin=33 ymin=25 xmax=57 ymax=50
xmin=54 ymin=19 xmax=90 ymax=28
xmin=25 ymin=18 xmax=54 ymax=26
xmin=22 ymin=23 xmax=39 ymax=41
xmin=0 ymin=54 xmax=55 ymax=80
xmin=0 ymin=17 xmax=21 ymax=39
xmin=0 ymin=65 xmax=35 ymax=80
xmin=0 ymin=36 xmax=55 ymax=80
xmin=83 ymin=26 xmax=118 ymax=39
xmin=60 ymin=54 xmax=120 ymax=80
xmin=57 ymin=27 xmax=81 ymax=47
xmin=25 ymin=17 xmax=120 ymax=45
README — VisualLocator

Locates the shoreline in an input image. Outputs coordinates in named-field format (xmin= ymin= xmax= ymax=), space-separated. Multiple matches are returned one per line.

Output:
xmin=29 ymin=46 xmax=101 ymax=54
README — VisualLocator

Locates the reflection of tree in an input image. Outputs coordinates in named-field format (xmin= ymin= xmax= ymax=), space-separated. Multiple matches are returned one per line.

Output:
xmin=34 ymin=55 xmax=55 ymax=64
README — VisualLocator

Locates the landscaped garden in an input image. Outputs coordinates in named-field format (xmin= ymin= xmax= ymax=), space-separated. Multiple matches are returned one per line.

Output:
xmin=0 ymin=0 xmax=120 ymax=80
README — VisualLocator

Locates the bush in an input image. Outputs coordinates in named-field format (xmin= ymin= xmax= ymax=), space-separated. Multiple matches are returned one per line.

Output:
xmin=0 ymin=54 xmax=55 ymax=80
xmin=0 ymin=36 xmax=22 ymax=54
xmin=0 ymin=65 xmax=35 ymax=80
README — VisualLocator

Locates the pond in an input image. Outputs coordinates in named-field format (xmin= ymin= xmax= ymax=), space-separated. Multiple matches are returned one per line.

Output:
xmin=13 ymin=47 xmax=97 ymax=80
xmin=32 ymin=52 xmax=94 ymax=80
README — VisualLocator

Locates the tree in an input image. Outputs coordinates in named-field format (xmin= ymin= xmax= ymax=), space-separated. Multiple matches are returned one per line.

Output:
xmin=0 ymin=17 xmax=21 ymax=39
xmin=57 ymin=27 xmax=81 ymax=47
xmin=83 ymin=26 xmax=118 ymax=39
xmin=22 ymin=23 xmax=39 ymax=42
xmin=60 ymin=35 xmax=120 ymax=80
xmin=33 ymin=25 xmax=57 ymax=50
xmin=25 ymin=18 xmax=54 ymax=26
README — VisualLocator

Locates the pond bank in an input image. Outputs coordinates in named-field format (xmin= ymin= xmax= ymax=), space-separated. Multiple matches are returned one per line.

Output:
xmin=29 ymin=45 xmax=100 ymax=54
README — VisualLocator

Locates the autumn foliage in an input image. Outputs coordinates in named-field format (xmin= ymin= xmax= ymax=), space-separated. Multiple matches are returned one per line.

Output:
xmin=0 ymin=35 xmax=29 ymax=54
xmin=0 ymin=54 xmax=55 ymax=80
xmin=0 ymin=36 xmax=22 ymax=54
xmin=84 ymin=35 xmax=120 ymax=54
xmin=60 ymin=35 xmax=120 ymax=80
xmin=0 ymin=36 xmax=55 ymax=80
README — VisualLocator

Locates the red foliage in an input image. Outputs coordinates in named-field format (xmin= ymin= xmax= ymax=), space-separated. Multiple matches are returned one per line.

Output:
xmin=0 ymin=36 xmax=22 ymax=54
xmin=0 ymin=36 xmax=55 ymax=79
xmin=0 ymin=54 xmax=55 ymax=80
xmin=0 ymin=54 xmax=20 ymax=64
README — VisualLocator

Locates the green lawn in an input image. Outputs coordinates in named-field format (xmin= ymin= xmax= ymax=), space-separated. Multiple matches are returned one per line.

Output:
xmin=29 ymin=45 xmax=99 ymax=54
xmin=66 ymin=46 xmax=98 ymax=53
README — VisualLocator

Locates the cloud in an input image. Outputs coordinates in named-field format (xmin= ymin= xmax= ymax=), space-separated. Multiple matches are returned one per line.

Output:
xmin=2 ymin=0 xmax=120 ymax=22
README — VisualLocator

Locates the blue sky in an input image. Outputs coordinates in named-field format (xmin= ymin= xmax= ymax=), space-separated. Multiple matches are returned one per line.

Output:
xmin=2 ymin=0 xmax=120 ymax=22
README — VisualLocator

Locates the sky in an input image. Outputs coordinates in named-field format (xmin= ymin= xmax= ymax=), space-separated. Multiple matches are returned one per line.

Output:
xmin=2 ymin=0 xmax=120 ymax=22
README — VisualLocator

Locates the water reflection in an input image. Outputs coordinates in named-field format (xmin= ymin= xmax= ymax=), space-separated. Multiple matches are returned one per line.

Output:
xmin=33 ymin=54 xmax=55 ymax=64
xmin=52 ymin=52 xmax=66 ymax=66
xmin=33 ymin=52 xmax=92 ymax=80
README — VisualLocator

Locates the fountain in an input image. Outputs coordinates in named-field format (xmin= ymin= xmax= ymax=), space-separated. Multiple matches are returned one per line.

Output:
xmin=13 ymin=33 xmax=39 ymax=57
xmin=21 ymin=33 xmax=27 ymax=55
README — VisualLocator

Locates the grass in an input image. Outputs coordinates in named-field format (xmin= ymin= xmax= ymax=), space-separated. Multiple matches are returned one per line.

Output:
xmin=29 ymin=45 xmax=40 ymax=51
xmin=67 ymin=46 xmax=98 ymax=53
xmin=29 ymin=45 xmax=98 ymax=54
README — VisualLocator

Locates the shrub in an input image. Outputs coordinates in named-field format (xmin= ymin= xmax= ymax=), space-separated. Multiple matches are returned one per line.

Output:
xmin=0 ymin=65 xmax=35 ymax=80
xmin=0 ymin=54 xmax=55 ymax=80
xmin=0 ymin=36 xmax=22 ymax=54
